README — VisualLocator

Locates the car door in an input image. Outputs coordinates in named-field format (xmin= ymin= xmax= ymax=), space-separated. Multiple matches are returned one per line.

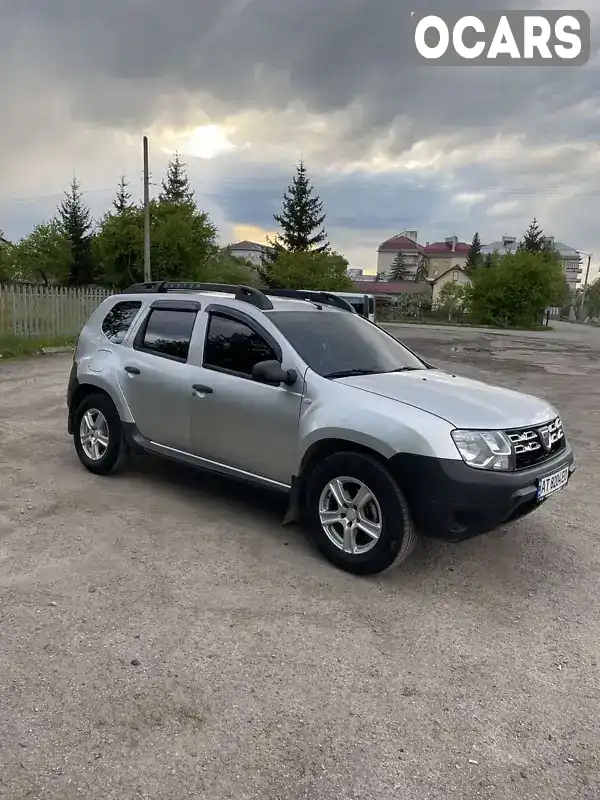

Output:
xmin=118 ymin=298 xmax=200 ymax=452
xmin=188 ymin=307 xmax=303 ymax=485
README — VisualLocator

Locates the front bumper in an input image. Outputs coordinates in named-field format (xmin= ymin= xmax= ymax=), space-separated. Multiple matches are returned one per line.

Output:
xmin=390 ymin=443 xmax=575 ymax=542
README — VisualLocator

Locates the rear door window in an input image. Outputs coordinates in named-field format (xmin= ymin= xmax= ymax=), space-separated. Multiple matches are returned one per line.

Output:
xmin=101 ymin=301 xmax=142 ymax=344
xmin=136 ymin=308 xmax=197 ymax=362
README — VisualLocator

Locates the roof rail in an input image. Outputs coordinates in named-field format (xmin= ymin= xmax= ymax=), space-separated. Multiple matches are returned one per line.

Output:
xmin=122 ymin=281 xmax=274 ymax=310
xmin=262 ymin=289 xmax=356 ymax=312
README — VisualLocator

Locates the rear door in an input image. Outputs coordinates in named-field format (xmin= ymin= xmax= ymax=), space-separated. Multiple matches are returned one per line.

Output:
xmin=118 ymin=298 xmax=200 ymax=451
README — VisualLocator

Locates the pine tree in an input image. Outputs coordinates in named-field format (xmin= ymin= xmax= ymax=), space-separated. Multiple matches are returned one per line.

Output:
xmin=466 ymin=232 xmax=482 ymax=273
xmin=484 ymin=253 xmax=494 ymax=268
xmin=389 ymin=251 xmax=409 ymax=280
xmin=519 ymin=218 xmax=547 ymax=253
xmin=159 ymin=153 xmax=195 ymax=205
xmin=57 ymin=177 xmax=95 ymax=285
xmin=113 ymin=175 xmax=133 ymax=212
xmin=272 ymin=160 xmax=329 ymax=253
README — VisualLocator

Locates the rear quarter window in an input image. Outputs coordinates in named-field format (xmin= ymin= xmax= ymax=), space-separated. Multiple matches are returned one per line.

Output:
xmin=101 ymin=301 xmax=142 ymax=344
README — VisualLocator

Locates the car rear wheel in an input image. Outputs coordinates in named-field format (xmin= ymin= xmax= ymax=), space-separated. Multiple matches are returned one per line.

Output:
xmin=305 ymin=451 xmax=418 ymax=575
xmin=73 ymin=392 xmax=130 ymax=475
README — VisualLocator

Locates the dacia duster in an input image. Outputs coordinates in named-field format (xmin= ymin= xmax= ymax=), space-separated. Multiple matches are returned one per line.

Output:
xmin=67 ymin=282 xmax=574 ymax=575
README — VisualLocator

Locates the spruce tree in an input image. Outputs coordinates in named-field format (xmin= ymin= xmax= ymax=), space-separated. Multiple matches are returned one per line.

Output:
xmin=272 ymin=160 xmax=329 ymax=253
xmin=519 ymin=218 xmax=547 ymax=253
xmin=113 ymin=175 xmax=133 ymax=212
xmin=57 ymin=177 xmax=95 ymax=285
xmin=465 ymin=232 xmax=482 ymax=273
xmin=389 ymin=251 xmax=409 ymax=280
xmin=484 ymin=253 xmax=494 ymax=268
xmin=159 ymin=153 xmax=195 ymax=204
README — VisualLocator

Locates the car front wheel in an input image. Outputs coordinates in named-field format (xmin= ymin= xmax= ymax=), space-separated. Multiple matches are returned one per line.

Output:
xmin=304 ymin=451 xmax=418 ymax=575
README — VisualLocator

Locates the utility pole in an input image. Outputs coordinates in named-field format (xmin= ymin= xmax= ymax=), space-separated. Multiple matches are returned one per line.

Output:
xmin=143 ymin=136 xmax=151 ymax=281
xmin=579 ymin=252 xmax=592 ymax=318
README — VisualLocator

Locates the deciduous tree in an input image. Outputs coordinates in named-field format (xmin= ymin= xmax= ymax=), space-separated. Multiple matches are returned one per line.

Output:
xmin=469 ymin=249 xmax=563 ymax=328
xmin=0 ymin=230 xmax=12 ymax=282
xmin=261 ymin=250 xmax=352 ymax=291
xmin=12 ymin=221 xmax=72 ymax=285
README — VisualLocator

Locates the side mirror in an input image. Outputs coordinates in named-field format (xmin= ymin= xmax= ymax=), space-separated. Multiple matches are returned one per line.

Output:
xmin=252 ymin=360 xmax=297 ymax=386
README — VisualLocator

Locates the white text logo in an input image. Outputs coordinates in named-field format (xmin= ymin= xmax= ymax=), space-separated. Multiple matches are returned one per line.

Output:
xmin=411 ymin=11 xmax=590 ymax=65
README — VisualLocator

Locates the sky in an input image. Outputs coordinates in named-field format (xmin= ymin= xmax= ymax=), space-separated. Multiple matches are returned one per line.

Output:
xmin=1 ymin=0 xmax=599 ymax=278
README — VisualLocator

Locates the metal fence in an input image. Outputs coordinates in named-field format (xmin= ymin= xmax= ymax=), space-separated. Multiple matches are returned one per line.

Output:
xmin=0 ymin=284 xmax=112 ymax=338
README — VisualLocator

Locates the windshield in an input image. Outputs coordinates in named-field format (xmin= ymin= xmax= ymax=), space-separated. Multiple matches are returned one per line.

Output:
xmin=266 ymin=310 xmax=426 ymax=377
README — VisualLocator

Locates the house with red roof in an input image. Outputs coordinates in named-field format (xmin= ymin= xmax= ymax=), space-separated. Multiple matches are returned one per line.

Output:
xmin=423 ymin=236 xmax=470 ymax=279
xmin=377 ymin=231 xmax=471 ymax=282
xmin=376 ymin=230 xmax=425 ymax=279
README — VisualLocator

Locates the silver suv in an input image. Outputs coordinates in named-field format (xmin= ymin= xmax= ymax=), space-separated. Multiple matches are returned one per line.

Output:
xmin=67 ymin=281 xmax=575 ymax=575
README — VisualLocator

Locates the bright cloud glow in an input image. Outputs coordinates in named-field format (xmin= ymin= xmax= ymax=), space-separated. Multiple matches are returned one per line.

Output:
xmin=162 ymin=124 xmax=238 ymax=160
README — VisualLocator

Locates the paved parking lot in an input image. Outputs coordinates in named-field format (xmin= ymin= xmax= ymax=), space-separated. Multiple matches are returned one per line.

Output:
xmin=1 ymin=323 xmax=599 ymax=800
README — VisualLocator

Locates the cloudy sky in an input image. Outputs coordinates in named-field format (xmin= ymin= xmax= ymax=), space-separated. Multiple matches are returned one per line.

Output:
xmin=1 ymin=0 xmax=599 ymax=276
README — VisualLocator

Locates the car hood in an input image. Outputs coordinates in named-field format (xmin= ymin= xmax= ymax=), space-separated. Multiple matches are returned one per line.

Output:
xmin=336 ymin=369 xmax=557 ymax=429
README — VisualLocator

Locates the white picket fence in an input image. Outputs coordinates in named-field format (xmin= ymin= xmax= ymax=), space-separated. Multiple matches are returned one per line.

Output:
xmin=0 ymin=284 xmax=113 ymax=338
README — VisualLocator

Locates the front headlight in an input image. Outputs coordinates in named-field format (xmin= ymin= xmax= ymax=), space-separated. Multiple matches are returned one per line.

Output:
xmin=451 ymin=429 xmax=513 ymax=470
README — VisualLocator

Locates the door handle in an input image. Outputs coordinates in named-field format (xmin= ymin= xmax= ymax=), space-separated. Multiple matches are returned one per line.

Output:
xmin=124 ymin=366 xmax=140 ymax=375
xmin=192 ymin=383 xmax=213 ymax=394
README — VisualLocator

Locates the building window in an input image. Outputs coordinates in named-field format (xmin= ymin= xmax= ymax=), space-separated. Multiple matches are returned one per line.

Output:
xmin=452 ymin=270 xmax=460 ymax=281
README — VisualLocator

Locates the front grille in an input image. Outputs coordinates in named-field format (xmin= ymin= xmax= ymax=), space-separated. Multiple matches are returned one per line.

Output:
xmin=507 ymin=417 xmax=565 ymax=470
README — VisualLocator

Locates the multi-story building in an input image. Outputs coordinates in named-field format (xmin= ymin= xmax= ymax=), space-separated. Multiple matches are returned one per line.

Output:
xmin=481 ymin=235 xmax=583 ymax=290
xmin=376 ymin=231 xmax=424 ymax=279
xmin=423 ymin=236 xmax=470 ymax=279
xmin=226 ymin=240 xmax=276 ymax=265
xmin=347 ymin=267 xmax=375 ymax=281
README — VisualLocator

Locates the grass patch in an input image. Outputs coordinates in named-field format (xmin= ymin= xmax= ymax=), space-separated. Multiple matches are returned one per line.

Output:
xmin=381 ymin=318 xmax=552 ymax=331
xmin=0 ymin=334 xmax=77 ymax=359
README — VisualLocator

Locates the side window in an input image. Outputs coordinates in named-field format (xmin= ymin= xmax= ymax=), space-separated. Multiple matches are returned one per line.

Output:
xmin=203 ymin=314 xmax=277 ymax=376
xmin=101 ymin=301 xmax=142 ymax=344
xmin=138 ymin=308 xmax=197 ymax=362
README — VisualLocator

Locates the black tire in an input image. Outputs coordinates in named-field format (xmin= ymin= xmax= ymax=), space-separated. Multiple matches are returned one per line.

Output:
xmin=304 ymin=451 xmax=418 ymax=575
xmin=73 ymin=392 xmax=130 ymax=475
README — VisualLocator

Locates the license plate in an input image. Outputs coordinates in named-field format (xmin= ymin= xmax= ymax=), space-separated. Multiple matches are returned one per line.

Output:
xmin=537 ymin=467 xmax=569 ymax=500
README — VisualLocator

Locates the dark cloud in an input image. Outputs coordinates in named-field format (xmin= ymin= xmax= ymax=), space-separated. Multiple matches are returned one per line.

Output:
xmin=1 ymin=0 xmax=599 ymax=272
xmin=2 ymin=0 xmax=598 ymax=147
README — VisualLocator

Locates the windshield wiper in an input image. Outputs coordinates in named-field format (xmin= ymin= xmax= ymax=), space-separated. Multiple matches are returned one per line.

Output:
xmin=385 ymin=367 xmax=421 ymax=373
xmin=324 ymin=368 xmax=381 ymax=379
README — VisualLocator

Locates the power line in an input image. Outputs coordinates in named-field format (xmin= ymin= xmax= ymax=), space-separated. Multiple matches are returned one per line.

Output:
xmin=2 ymin=179 xmax=600 ymax=205
xmin=1 ymin=184 xmax=144 ymax=204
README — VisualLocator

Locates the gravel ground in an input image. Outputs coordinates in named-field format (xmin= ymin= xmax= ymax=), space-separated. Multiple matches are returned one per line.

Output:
xmin=0 ymin=324 xmax=599 ymax=800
